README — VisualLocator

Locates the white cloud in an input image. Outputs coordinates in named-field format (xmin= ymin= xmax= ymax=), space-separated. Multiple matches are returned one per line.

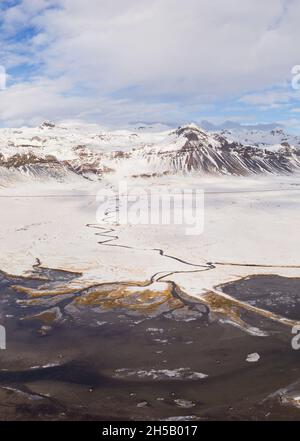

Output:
xmin=36 ymin=0 xmax=300 ymax=95
xmin=0 ymin=0 xmax=300 ymax=125
xmin=239 ymin=86 xmax=300 ymax=106
xmin=0 ymin=76 xmax=195 ymax=127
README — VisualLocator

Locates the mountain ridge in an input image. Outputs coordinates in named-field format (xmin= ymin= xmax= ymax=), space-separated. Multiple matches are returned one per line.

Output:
xmin=0 ymin=122 xmax=300 ymax=181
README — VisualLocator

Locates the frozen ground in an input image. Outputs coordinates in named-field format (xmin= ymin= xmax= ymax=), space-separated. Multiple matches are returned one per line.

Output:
xmin=1 ymin=173 xmax=300 ymax=301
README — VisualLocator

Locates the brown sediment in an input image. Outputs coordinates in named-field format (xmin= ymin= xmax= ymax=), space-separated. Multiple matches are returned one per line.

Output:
xmin=7 ymin=250 xmax=300 ymax=329
xmin=33 ymin=311 xmax=57 ymax=324
xmin=0 ymin=269 xmax=49 ymax=283
xmin=75 ymin=284 xmax=183 ymax=314
xmin=11 ymin=277 xmax=157 ymax=301
xmin=11 ymin=285 xmax=79 ymax=298
xmin=201 ymin=291 xmax=245 ymax=326
xmin=17 ymin=298 xmax=43 ymax=306
xmin=75 ymin=286 xmax=125 ymax=305
xmin=202 ymin=290 xmax=300 ymax=328
xmin=23 ymin=309 xmax=61 ymax=324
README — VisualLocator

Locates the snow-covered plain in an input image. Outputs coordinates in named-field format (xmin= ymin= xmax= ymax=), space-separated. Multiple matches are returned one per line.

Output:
xmin=1 ymin=122 xmax=300 ymax=333
xmin=1 ymin=171 xmax=300 ymax=298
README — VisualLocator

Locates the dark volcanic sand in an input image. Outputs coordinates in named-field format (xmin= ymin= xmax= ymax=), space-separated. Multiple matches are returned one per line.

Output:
xmin=0 ymin=271 xmax=299 ymax=421
xmin=221 ymin=274 xmax=300 ymax=320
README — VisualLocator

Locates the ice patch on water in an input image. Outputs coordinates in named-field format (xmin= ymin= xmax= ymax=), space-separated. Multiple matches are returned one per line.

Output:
xmin=174 ymin=399 xmax=196 ymax=408
xmin=162 ymin=416 xmax=199 ymax=421
xmin=246 ymin=353 xmax=260 ymax=363
xmin=1 ymin=386 xmax=43 ymax=401
xmin=30 ymin=362 xmax=61 ymax=370
xmin=114 ymin=367 xmax=208 ymax=380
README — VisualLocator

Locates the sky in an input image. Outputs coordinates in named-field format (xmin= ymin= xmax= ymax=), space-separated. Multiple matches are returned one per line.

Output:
xmin=0 ymin=0 xmax=300 ymax=130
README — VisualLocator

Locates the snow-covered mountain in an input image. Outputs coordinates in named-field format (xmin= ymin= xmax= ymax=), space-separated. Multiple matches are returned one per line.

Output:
xmin=0 ymin=121 xmax=168 ymax=181
xmin=124 ymin=125 xmax=300 ymax=176
xmin=0 ymin=121 xmax=300 ymax=182
xmin=217 ymin=127 xmax=300 ymax=151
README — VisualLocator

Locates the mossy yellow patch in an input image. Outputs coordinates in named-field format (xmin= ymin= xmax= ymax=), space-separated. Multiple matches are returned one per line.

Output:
xmin=76 ymin=284 xmax=183 ymax=314
xmin=24 ymin=310 xmax=57 ymax=324
xmin=11 ymin=285 xmax=77 ymax=298
xmin=202 ymin=292 xmax=244 ymax=325
xmin=202 ymin=291 xmax=300 ymax=328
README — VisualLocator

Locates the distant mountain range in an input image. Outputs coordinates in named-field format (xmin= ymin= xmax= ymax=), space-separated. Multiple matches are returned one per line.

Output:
xmin=0 ymin=121 xmax=299 ymax=181
xmin=200 ymin=120 xmax=284 ymax=132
